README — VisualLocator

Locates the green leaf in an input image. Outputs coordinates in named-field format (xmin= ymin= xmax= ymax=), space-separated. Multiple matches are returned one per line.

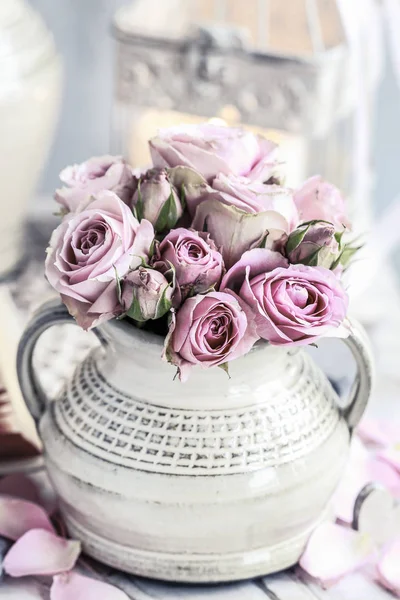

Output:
xmin=113 ymin=266 xmax=122 ymax=304
xmin=299 ymin=219 xmax=333 ymax=228
xmin=134 ymin=180 xmax=144 ymax=222
xmin=129 ymin=254 xmax=152 ymax=269
xmin=340 ymin=245 xmax=363 ymax=267
xmin=165 ymin=260 xmax=177 ymax=291
xmin=154 ymin=188 xmax=179 ymax=233
xmin=286 ymin=224 xmax=311 ymax=255
xmin=53 ymin=207 xmax=69 ymax=218
xmin=153 ymin=285 xmax=173 ymax=320
xmin=218 ymin=363 xmax=231 ymax=379
xmin=298 ymin=247 xmax=322 ymax=267
xmin=330 ymin=242 xmax=363 ymax=271
xmin=330 ymin=253 xmax=342 ymax=271
xmin=258 ymin=231 xmax=270 ymax=249
xmin=334 ymin=230 xmax=345 ymax=248
xmin=180 ymin=185 xmax=187 ymax=212
xmin=149 ymin=238 xmax=157 ymax=260
xmin=126 ymin=295 xmax=147 ymax=322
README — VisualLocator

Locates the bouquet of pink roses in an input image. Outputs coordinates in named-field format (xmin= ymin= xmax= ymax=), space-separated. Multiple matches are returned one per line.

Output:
xmin=46 ymin=124 xmax=358 ymax=380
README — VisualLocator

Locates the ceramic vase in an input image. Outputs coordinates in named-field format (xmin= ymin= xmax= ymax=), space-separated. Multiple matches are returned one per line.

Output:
xmin=17 ymin=300 xmax=373 ymax=583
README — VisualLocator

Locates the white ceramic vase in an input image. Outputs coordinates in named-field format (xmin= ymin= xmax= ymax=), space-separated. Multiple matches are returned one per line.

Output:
xmin=0 ymin=0 xmax=62 ymax=278
xmin=17 ymin=300 xmax=373 ymax=583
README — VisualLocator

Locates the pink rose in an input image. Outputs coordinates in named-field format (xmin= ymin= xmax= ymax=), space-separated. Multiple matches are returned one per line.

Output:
xmin=191 ymin=175 xmax=298 ymax=268
xmin=164 ymin=291 xmax=258 ymax=381
xmin=153 ymin=228 xmax=224 ymax=305
xmin=224 ymin=249 xmax=348 ymax=345
xmin=150 ymin=124 xmax=279 ymax=183
xmin=55 ymin=155 xmax=136 ymax=213
xmin=45 ymin=191 xmax=154 ymax=330
xmin=294 ymin=176 xmax=351 ymax=230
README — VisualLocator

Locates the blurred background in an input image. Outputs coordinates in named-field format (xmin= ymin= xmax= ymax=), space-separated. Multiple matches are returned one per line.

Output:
xmin=22 ymin=0 xmax=400 ymax=275
xmin=2 ymin=1 xmax=400 ymax=262
xmin=1 ymin=0 xmax=400 ymax=465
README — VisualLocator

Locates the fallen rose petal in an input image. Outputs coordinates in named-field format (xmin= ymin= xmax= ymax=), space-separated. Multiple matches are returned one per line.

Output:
xmin=299 ymin=522 xmax=376 ymax=588
xmin=51 ymin=572 xmax=130 ymax=600
xmin=4 ymin=529 xmax=80 ymax=577
xmin=333 ymin=437 xmax=400 ymax=524
xmin=378 ymin=447 xmax=400 ymax=474
xmin=376 ymin=540 xmax=400 ymax=596
xmin=368 ymin=457 xmax=400 ymax=498
xmin=0 ymin=474 xmax=40 ymax=504
xmin=0 ymin=496 xmax=54 ymax=541
xmin=357 ymin=417 xmax=400 ymax=448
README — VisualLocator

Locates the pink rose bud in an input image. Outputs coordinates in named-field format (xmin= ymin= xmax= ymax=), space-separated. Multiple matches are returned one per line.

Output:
xmin=286 ymin=221 xmax=340 ymax=269
xmin=163 ymin=291 xmax=259 ymax=381
xmin=132 ymin=168 xmax=182 ymax=233
xmin=45 ymin=191 xmax=154 ymax=330
xmin=122 ymin=267 xmax=173 ymax=322
xmin=294 ymin=176 xmax=351 ymax=231
xmin=55 ymin=155 xmax=136 ymax=213
xmin=150 ymin=123 xmax=280 ymax=183
xmin=153 ymin=228 xmax=224 ymax=305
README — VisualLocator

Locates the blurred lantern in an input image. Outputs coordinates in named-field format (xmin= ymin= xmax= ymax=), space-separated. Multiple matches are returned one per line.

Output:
xmin=112 ymin=0 xmax=382 ymax=248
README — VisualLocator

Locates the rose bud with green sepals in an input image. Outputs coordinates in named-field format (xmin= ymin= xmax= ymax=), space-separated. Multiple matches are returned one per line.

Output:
xmin=122 ymin=267 xmax=173 ymax=322
xmin=286 ymin=221 xmax=341 ymax=269
xmin=132 ymin=168 xmax=183 ymax=233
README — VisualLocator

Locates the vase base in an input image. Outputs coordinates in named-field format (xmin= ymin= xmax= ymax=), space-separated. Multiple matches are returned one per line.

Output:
xmin=64 ymin=507 xmax=332 ymax=583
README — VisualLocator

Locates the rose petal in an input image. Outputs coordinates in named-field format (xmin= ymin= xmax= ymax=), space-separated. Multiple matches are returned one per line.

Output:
xmin=51 ymin=572 xmax=130 ymax=600
xmin=376 ymin=540 xmax=400 ymax=596
xmin=0 ymin=496 xmax=54 ymax=541
xmin=0 ymin=474 xmax=40 ymax=504
xmin=150 ymin=124 xmax=277 ymax=183
xmin=192 ymin=199 xmax=290 ymax=268
xmin=333 ymin=438 xmax=400 ymax=524
xmin=4 ymin=529 xmax=81 ymax=577
xmin=299 ymin=522 xmax=376 ymax=588
xmin=378 ymin=447 xmax=400 ymax=474
xmin=221 ymin=248 xmax=288 ymax=292
xmin=357 ymin=417 xmax=400 ymax=448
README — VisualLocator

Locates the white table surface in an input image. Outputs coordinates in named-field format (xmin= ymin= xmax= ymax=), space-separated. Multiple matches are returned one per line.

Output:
xmin=1 ymin=267 xmax=399 ymax=599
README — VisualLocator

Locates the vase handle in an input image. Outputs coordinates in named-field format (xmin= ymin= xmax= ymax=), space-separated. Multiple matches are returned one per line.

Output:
xmin=334 ymin=318 xmax=374 ymax=431
xmin=17 ymin=299 xmax=107 ymax=422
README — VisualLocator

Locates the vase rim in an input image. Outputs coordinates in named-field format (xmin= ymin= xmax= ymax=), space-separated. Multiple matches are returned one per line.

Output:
xmin=99 ymin=315 xmax=286 ymax=360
